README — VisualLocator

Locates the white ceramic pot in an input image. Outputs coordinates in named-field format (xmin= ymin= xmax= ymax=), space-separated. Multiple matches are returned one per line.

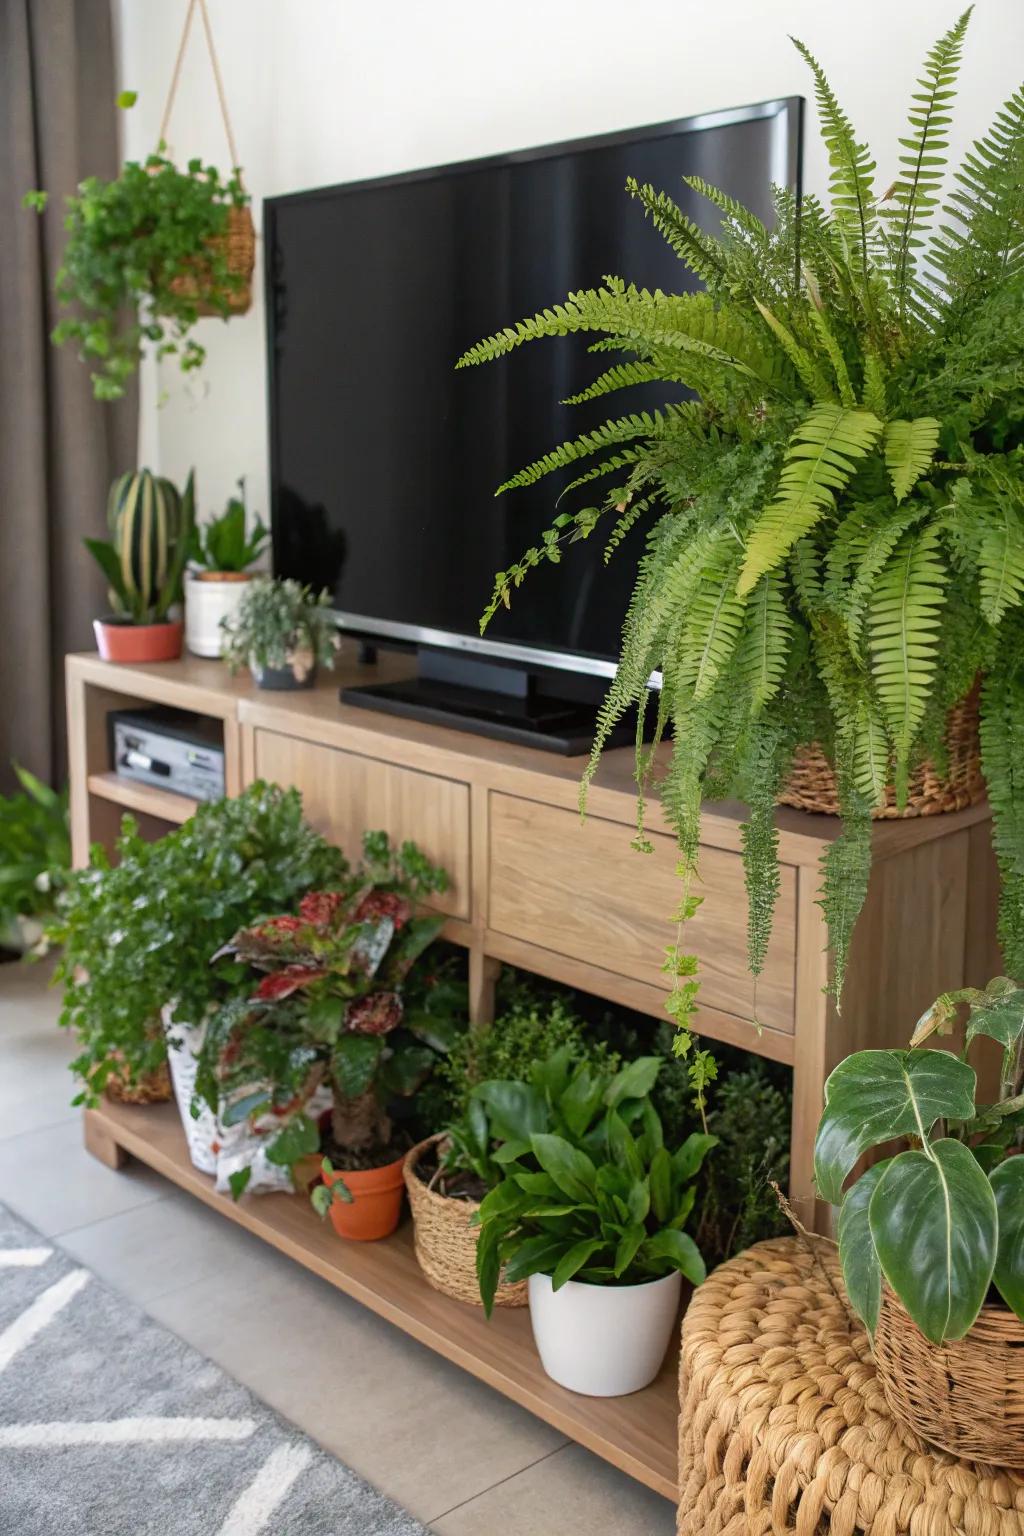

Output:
xmin=185 ymin=572 xmax=252 ymax=659
xmin=527 ymin=1269 xmax=682 ymax=1397
xmin=163 ymin=1008 xmax=219 ymax=1174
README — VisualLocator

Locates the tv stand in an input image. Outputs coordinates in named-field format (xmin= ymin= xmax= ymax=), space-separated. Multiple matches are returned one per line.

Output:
xmin=341 ymin=647 xmax=630 ymax=755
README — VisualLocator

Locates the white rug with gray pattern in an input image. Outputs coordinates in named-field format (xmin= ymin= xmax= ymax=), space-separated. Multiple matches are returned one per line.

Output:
xmin=0 ymin=1202 xmax=426 ymax=1535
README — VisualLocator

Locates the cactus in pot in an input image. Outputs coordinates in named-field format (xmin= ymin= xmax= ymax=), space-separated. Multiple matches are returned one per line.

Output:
xmin=86 ymin=468 xmax=195 ymax=663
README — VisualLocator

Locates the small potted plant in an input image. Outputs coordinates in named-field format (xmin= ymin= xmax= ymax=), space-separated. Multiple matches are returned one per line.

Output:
xmin=817 ymin=977 xmax=1024 ymax=1466
xmin=87 ymin=469 xmax=195 ymax=663
xmin=0 ymin=766 xmax=70 ymax=959
xmin=221 ymin=576 xmax=338 ymax=689
xmin=25 ymin=148 xmax=253 ymax=401
xmin=202 ymin=832 xmax=454 ymax=1236
xmin=184 ymin=479 xmax=269 ymax=658
xmin=474 ymin=1050 xmax=712 ymax=1396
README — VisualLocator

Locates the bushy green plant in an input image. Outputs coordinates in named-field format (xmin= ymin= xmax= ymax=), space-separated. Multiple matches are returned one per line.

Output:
xmin=25 ymin=148 xmax=249 ymax=399
xmin=190 ymin=479 xmax=269 ymax=574
xmin=87 ymin=470 xmax=194 ymax=625
xmin=458 ymin=10 xmax=1024 ymax=1039
xmin=474 ymin=1049 xmax=712 ymax=1314
xmin=221 ymin=577 xmax=338 ymax=675
xmin=819 ymin=978 xmax=1024 ymax=1344
xmin=0 ymin=767 xmax=70 ymax=950
xmin=51 ymin=783 xmax=348 ymax=1101
xmin=695 ymin=1063 xmax=791 ymax=1262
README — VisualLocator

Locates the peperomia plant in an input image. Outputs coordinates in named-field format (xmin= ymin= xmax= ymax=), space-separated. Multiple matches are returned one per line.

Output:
xmin=473 ymin=1049 xmax=713 ymax=1315
xmin=816 ymin=978 xmax=1024 ymax=1344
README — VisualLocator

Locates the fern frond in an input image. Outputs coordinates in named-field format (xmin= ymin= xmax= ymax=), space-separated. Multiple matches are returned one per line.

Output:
xmin=860 ymin=349 xmax=889 ymax=416
xmin=933 ymin=85 xmax=1024 ymax=303
xmin=626 ymin=179 xmax=726 ymax=288
xmin=739 ymin=721 xmax=789 ymax=976
xmin=604 ymin=497 xmax=650 ymax=561
xmin=557 ymin=449 xmax=644 ymax=499
xmin=883 ymin=417 xmax=941 ymax=502
xmin=561 ymin=361 xmax=663 ymax=405
xmin=736 ymin=572 xmax=792 ymax=712
xmin=791 ymin=36 xmax=877 ymax=274
xmin=830 ymin=501 xmax=926 ymax=640
xmin=680 ymin=175 xmax=769 ymax=239
xmin=978 ymin=500 xmax=1024 ymax=625
xmin=737 ymin=405 xmax=882 ymax=594
xmin=805 ymin=299 xmax=856 ymax=407
xmin=497 ymin=409 xmax=672 ymax=493
xmin=679 ymin=557 xmax=748 ymax=702
xmin=868 ymin=521 xmax=948 ymax=782
xmin=754 ymin=301 xmax=836 ymax=401
xmin=980 ymin=657 xmax=1024 ymax=978
xmin=819 ymin=790 xmax=873 ymax=1002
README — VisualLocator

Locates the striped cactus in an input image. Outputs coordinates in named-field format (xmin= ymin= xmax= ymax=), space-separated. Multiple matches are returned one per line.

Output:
xmin=106 ymin=471 xmax=182 ymax=618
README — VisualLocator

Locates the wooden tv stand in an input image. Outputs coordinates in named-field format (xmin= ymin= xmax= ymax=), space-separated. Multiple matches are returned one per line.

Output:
xmin=66 ymin=647 xmax=1000 ymax=1498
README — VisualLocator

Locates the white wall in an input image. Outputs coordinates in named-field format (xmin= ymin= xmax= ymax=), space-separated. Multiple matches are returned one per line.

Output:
xmin=116 ymin=0 xmax=1024 ymax=522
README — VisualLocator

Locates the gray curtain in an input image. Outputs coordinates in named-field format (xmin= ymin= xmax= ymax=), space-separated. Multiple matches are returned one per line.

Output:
xmin=0 ymin=0 xmax=137 ymax=790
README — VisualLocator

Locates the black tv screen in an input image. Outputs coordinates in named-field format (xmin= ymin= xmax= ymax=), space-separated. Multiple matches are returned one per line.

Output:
xmin=266 ymin=100 xmax=801 ymax=676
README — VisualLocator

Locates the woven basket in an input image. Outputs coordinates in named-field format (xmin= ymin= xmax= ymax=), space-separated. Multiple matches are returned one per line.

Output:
xmin=874 ymin=1287 xmax=1024 ymax=1467
xmin=779 ymin=687 xmax=985 ymax=818
xmin=104 ymin=1059 xmax=172 ymax=1106
xmin=403 ymin=1136 xmax=527 ymax=1309
xmin=170 ymin=204 xmax=255 ymax=317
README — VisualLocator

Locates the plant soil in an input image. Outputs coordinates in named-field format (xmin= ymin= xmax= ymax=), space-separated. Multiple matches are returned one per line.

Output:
xmin=322 ymin=1130 xmax=411 ymax=1173
xmin=413 ymin=1153 xmax=488 ymax=1203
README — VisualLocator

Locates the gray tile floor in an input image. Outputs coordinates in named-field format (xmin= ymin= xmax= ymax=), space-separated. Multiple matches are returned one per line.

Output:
xmin=0 ymin=959 xmax=676 ymax=1535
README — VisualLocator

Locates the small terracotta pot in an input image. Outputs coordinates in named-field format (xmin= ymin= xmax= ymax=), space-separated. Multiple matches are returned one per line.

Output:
xmin=95 ymin=617 xmax=183 ymax=664
xmin=325 ymin=1155 xmax=405 ymax=1242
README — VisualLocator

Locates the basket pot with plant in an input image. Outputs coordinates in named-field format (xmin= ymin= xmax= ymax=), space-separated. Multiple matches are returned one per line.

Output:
xmin=200 ymin=832 xmax=454 ymax=1235
xmin=185 ymin=479 xmax=270 ymax=658
xmin=221 ymin=576 xmax=338 ymax=689
xmin=87 ymin=469 xmax=195 ymax=663
xmin=458 ymin=10 xmax=1024 ymax=1046
xmin=474 ymin=1050 xmax=712 ymax=1396
xmin=817 ymin=977 xmax=1024 ymax=1466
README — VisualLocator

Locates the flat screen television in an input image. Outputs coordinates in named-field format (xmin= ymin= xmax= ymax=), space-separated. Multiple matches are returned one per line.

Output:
xmin=265 ymin=97 xmax=802 ymax=749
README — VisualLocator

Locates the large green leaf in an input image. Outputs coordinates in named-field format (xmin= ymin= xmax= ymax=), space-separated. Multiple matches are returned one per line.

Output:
xmin=473 ymin=1080 xmax=548 ymax=1142
xmin=501 ymin=1234 xmax=569 ymax=1287
xmin=552 ymin=1238 xmax=606 ymax=1290
xmin=331 ymin=1034 xmax=384 ymax=1099
xmin=815 ymin=1049 xmax=976 ymax=1204
xmin=558 ymin=1066 xmax=605 ymax=1139
xmin=965 ymin=994 xmax=1024 ymax=1053
xmin=265 ymin=1112 xmax=319 ymax=1168
xmin=530 ymin=1133 xmax=598 ymax=1204
xmin=640 ymin=1229 xmax=706 ymax=1286
xmin=991 ymin=1157 xmax=1024 ymax=1320
xmin=836 ymin=1159 xmax=890 ymax=1333
xmin=604 ymin=1056 xmax=662 ymax=1109
xmin=869 ymin=1139 xmax=997 ymax=1343
xmin=672 ymin=1132 xmax=718 ymax=1183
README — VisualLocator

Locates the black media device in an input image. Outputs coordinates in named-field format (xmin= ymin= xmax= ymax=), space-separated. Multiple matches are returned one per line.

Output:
xmin=265 ymin=99 xmax=803 ymax=753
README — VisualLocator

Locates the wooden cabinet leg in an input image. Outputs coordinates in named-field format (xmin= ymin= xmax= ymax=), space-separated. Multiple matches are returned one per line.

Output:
xmin=468 ymin=950 xmax=500 ymax=1027
xmin=83 ymin=1111 xmax=127 ymax=1170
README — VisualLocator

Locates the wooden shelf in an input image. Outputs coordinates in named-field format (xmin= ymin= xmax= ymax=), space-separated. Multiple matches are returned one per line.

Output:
xmin=84 ymin=1099 xmax=679 ymax=1502
xmin=86 ymin=771 xmax=199 ymax=825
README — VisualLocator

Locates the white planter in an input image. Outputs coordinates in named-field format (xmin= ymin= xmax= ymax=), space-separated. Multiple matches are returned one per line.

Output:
xmin=185 ymin=573 xmax=252 ymax=659
xmin=528 ymin=1269 xmax=682 ymax=1396
xmin=163 ymin=1009 xmax=219 ymax=1174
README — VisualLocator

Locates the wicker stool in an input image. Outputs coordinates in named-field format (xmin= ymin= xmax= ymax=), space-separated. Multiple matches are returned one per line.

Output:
xmin=678 ymin=1238 xmax=1024 ymax=1536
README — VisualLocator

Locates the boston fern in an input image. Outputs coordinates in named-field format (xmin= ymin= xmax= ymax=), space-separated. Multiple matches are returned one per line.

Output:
xmin=458 ymin=8 xmax=1024 ymax=1032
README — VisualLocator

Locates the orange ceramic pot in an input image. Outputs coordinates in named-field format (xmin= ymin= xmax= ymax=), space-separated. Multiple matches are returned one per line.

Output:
xmin=95 ymin=618 xmax=184 ymax=664
xmin=325 ymin=1155 xmax=405 ymax=1242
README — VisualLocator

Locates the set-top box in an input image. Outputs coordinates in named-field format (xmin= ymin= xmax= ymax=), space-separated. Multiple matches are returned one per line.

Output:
xmin=108 ymin=707 xmax=225 ymax=804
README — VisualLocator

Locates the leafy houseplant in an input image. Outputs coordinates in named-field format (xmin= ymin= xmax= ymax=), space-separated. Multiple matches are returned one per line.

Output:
xmin=25 ymin=149 xmax=251 ymax=400
xmin=88 ymin=469 xmax=195 ymax=663
xmin=51 ymin=782 xmax=348 ymax=1103
xmin=0 ymin=767 xmax=70 ymax=958
xmin=473 ymin=1049 xmax=712 ymax=1394
xmin=220 ymin=577 xmax=338 ymax=690
xmin=185 ymin=479 xmax=270 ymax=659
xmin=817 ymin=978 xmax=1024 ymax=1463
xmin=458 ymin=9 xmax=1024 ymax=1042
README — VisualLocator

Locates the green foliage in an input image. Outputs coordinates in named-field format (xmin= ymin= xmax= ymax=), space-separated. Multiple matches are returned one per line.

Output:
xmin=819 ymin=977 xmax=1024 ymax=1343
xmin=190 ymin=479 xmax=269 ymax=574
xmin=51 ymin=783 xmax=349 ymax=1102
xmin=26 ymin=150 xmax=249 ymax=400
xmin=694 ymin=1063 xmax=791 ymax=1263
xmin=473 ymin=1048 xmax=712 ymax=1314
xmin=0 ymin=767 xmax=70 ymax=948
xmin=458 ymin=11 xmax=1024 ymax=1034
xmin=220 ymin=577 xmax=339 ymax=675
xmin=86 ymin=469 xmax=194 ymax=625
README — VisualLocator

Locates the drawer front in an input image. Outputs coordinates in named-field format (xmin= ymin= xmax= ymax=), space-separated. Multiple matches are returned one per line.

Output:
xmin=488 ymin=794 xmax=796 ymax=1031
xmin=253 ymin=730 xmax=470 ymax=920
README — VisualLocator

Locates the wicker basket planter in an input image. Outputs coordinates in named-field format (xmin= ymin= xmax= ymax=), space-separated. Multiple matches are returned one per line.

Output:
xmin=779 ymin=687 xmax=985 ymax=818
xmin=170 ymin=204 xmax=255 ymax=317
xmin=403 ymin=1136 xmax=527 ymax=1309
xmin=104 ymin=1058 xmax=172 ymax=1105
xmin=874 ymin=1287 xmax=1024 ymax=1467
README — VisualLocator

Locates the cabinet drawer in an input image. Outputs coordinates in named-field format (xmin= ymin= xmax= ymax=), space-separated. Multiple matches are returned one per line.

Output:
xmin=488 ymin=794 xmax=795 ymax=1031
xmin=253 ymin=730 xmax=470 ymax=920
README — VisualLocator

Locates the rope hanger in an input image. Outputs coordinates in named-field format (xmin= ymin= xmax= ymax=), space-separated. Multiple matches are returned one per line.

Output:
xmin=157 ymin=0 xmax=242 ymax=177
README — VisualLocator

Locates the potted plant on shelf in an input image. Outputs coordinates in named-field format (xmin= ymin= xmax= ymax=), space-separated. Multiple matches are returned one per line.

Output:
xmin=220 ymin=576 xmax=338 ymax=690
xmin=0 ymin=766 xmax=70 ymax=960
xmin=818 ymin=977 xmax=1024 ymax=1466
xmin=200 ymin=832 xmax=454 ymax=1235
xmin=87 ymin=469 xmax=195 ymax=663
xmin=458 ymin=10 xmax=1024 ymax=1043
xmin=184 ymin=479 xmax=270 ymax=659
xmin=50 ymin=783 xmax=348 ymax=1112
xmin=474 ymin=1050 xmax=712 ymax=1396
xmin=25 ymin=147 xmax=253 ymax=401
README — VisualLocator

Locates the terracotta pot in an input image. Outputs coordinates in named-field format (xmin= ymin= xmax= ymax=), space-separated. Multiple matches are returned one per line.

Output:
xmin=95 ymin=617 xmax=183 ymax=664
xmin=325 ymin=1155 xmax=405 ymax=1241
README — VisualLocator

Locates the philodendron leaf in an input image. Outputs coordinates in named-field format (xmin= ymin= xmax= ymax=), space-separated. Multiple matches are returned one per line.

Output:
xmin=869 ymin=1139 xmax=997 ymax=1343
xmin=965 ymin=994 xmax=1024 ymax=1053
xmin=991 ymin=1156 xmax=1024 ymax=1320
xmin=836 ymin=1159 xmax=891 ymax=1333
xmin=815 ymin=1049 xmax=977 ymax=1205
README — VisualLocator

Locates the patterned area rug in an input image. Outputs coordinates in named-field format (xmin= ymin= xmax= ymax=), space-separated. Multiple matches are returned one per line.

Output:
xmin=0 ymin=1203 xmax=427 ymax=1535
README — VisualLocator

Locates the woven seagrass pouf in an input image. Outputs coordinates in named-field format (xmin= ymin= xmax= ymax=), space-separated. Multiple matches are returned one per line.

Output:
xmin=677 ymin=1238 xmax=1024 ymax=1536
